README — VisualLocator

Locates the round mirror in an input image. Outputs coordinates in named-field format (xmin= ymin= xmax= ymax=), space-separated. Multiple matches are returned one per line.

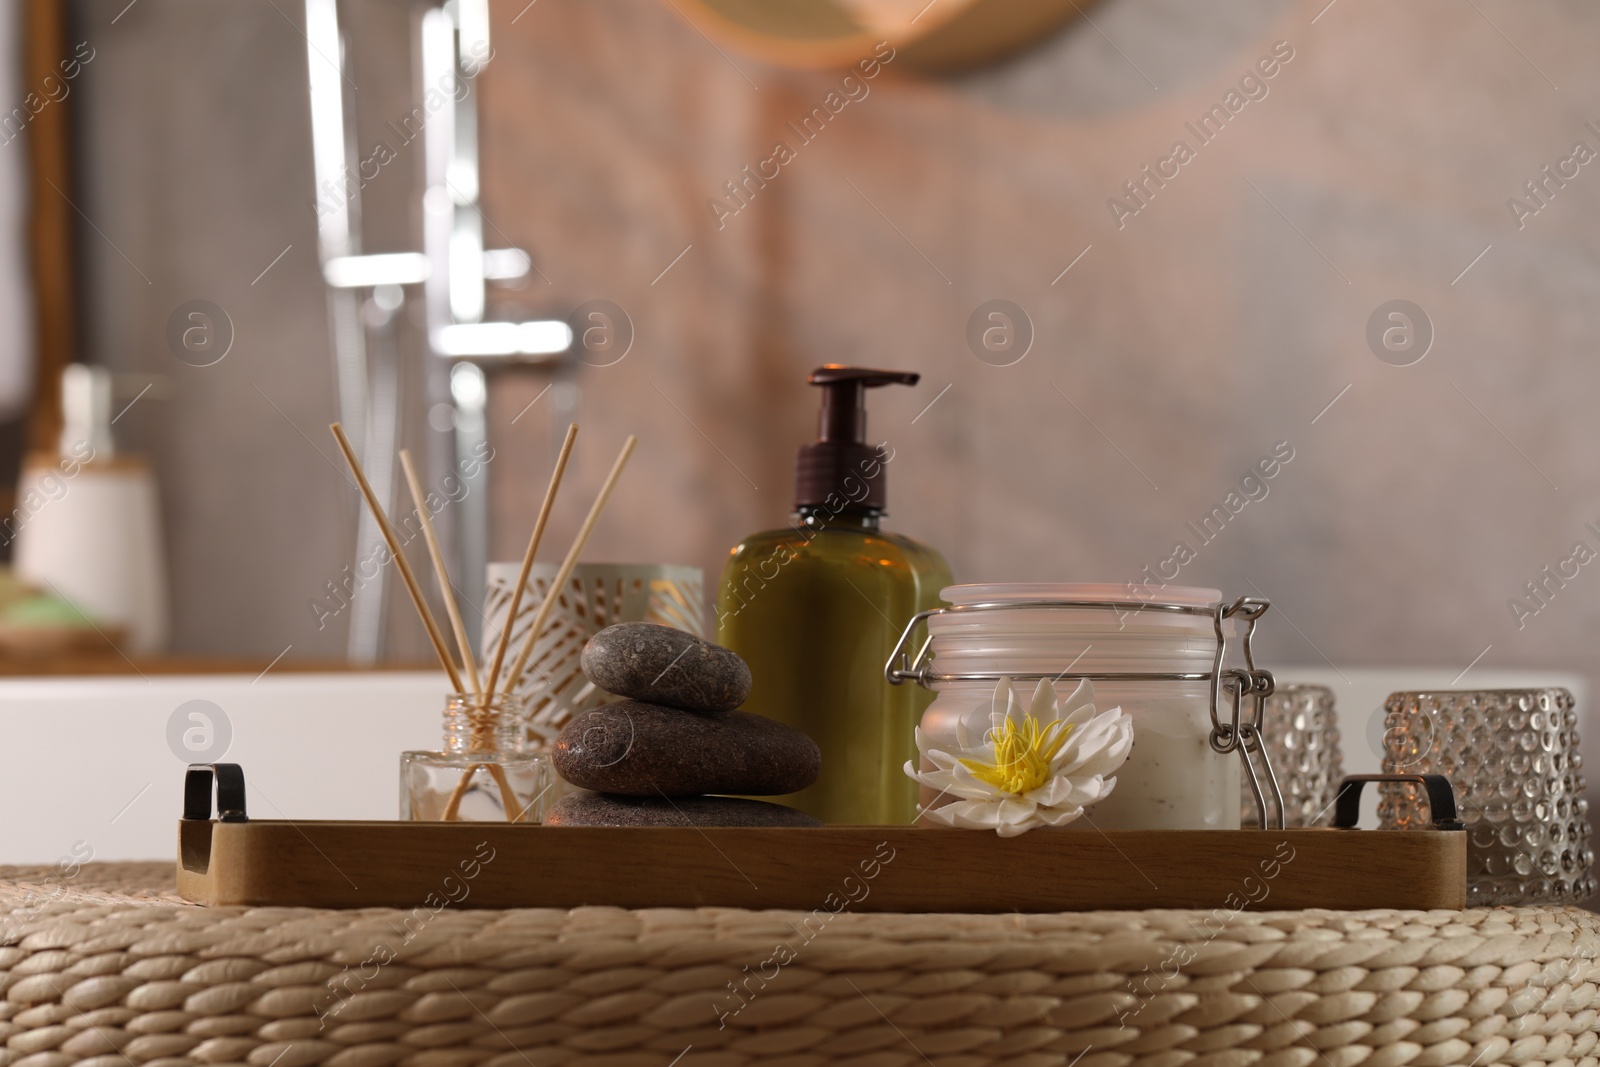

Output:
xmin=664 ymin=0 xmax=1095 ymax=73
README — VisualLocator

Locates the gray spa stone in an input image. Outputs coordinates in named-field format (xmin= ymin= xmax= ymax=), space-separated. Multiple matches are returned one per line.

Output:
xmin=553 ymin=700 xmax=821 ymax=797
xmin=580 ymin=622 xmax=752 ymax=714
xmin=545 ymin=790 xmax=822 ymax=828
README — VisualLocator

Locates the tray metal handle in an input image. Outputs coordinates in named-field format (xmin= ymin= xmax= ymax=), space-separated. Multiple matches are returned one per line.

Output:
xmin=1330 ymin=773 xmax=1464 ymax=831
xmin=184 ymin=763 xmax=249 ymax=823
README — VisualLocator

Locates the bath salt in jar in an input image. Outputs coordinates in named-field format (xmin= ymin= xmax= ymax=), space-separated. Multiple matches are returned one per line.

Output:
xmin=886 ymin=583 xmax=1281 ymax=831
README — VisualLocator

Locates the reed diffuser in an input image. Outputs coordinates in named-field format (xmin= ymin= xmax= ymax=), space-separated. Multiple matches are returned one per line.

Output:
xmin=331 ymin=420 xmax=637 ymax=822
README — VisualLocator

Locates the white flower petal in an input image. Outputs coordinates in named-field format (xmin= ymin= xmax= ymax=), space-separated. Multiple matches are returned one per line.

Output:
xmin=1060 ymin=700 xmax=1112 ymax=735
xmin=1060 ymin=678 xmax=1095 ymax=717
xmin=1068 ymin=775 xmax=1109 ymax=804
xmin=1028 ymin=678 xmax=1058 ymax=721
xmin=1061 ymin=725 xmax=1133 ymax=779
xmin=913 ymin=750 xmax=1006 ymax=802
xmin=956 ymin=699 xmax=998 ymax=749
xmin=934 ymin=800 xmax=1006 ymax=828
xmin=992 ymin=676 xmax=1015 ymax=722
xmin=1056 ymin=710 xmax=1132 ymax=770
xmin=997 ymin=796 xmax=1037 ymax=824
xmin=1035 ymin=804 xmax=1086 ymax=827
xmin=1031 ymin=776 xmax=1078 ymax=806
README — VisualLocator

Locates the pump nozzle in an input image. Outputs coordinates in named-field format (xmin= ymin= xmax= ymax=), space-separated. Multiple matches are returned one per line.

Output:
xmin=795 ymin=365 xmax=920 ymax=511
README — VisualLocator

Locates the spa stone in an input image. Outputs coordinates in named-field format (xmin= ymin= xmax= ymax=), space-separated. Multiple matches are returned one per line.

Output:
xmin=545 ymin=790 xmax=822 ymax=828
xmin=580 ymin=622 xmax=752 ymax=714
xmin=553 ymin=700 xmax=820 ymax=797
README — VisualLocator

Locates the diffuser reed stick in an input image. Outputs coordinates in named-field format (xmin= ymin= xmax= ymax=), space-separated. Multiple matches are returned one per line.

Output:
xmin=441 ymin=763 xmax=526 ymax=822
xmin=446 ymin=424 xmax=578 ymax=823
xmin=502 ymin=435 xmax=638 ymax=697
xmin=399 ymin=450 xmax=482 ymax=698
xmin=483 ymin=423 xmax=579 ymax=703
xmin=395 ymin=450 xmax=523 ymax=820
xmin=330 ymin=423 xmax=465 ymax=694
xmin=337 ymin=425 xmax=536 ymax=823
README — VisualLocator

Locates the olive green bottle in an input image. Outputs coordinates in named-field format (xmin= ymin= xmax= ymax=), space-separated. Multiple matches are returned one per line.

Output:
xmin=717 ymin=366 xmax=952 ymax=825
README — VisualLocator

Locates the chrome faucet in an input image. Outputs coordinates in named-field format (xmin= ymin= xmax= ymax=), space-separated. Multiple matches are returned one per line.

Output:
xmin=302 ymin=0 xmax=573 ymax=663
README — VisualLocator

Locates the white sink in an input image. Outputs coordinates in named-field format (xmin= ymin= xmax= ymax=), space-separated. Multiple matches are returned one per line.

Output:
xmin=0 ymin=671 xmax=443 ymax=864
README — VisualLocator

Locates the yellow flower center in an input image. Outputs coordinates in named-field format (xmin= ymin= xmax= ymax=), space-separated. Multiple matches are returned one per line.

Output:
xmin=959 ymin=714 xmax=1073 ymax=795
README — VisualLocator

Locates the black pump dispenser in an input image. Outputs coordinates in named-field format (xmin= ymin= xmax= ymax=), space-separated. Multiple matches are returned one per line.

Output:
xmin=794 ymin=365 xmax=919 ymax=511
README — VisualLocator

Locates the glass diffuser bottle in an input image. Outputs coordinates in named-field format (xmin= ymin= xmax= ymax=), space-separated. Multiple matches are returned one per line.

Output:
xmin=401 ymin=694 xmax=550 ymax=822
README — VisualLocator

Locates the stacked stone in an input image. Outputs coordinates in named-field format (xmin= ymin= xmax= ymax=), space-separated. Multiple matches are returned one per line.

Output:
xmin=546 ymin=622 xmax=823 ymax=827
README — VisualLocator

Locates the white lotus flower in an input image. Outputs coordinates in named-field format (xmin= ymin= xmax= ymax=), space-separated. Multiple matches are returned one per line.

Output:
xmin=905 ymin=676 xmax=1133 ymax=837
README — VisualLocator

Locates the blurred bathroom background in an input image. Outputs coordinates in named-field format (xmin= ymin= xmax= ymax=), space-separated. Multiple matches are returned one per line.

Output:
xmin=2 ymin=0 xmax=1596 ymax=695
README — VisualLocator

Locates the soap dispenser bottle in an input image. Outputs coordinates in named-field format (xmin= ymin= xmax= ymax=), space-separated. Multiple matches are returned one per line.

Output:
xmin=13 ymin=364 xmax=170 ymax=653
xmin=717 ymin=366 xmax=951 ymax=825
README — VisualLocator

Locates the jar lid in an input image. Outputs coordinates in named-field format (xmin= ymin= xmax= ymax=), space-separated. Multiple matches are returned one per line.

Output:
xmin=939 ymin=583 xmax=1222 ymax=608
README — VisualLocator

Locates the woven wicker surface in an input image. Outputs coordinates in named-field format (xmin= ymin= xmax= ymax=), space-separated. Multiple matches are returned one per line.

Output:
xmin=1 ymin=864 xmax=1597 ymax=1067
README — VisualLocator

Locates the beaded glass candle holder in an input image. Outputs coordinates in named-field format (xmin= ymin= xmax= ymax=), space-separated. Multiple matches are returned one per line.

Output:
xmin=1240 ymin=683 xmax=1344 ymax=827
xmin=1377 ymin=688 xmax=1594 ymax=905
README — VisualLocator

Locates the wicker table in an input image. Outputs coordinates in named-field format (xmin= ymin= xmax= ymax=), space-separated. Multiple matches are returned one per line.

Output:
xmin=1 ymin=864 xmax=1597 ymax=1067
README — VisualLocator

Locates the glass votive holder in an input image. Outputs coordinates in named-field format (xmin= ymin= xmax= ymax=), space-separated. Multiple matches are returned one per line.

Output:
xmin=1377 ymin=687 xmax=1595 ymax=905
xmin=401 ymin=694 xmax=551 ymax=823
xmin=1240 ymin=683 xmax=1344 ymax=827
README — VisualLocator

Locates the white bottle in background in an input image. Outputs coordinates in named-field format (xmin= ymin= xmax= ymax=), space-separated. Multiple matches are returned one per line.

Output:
xmin=14 ymin=364 xmax=169 ymax=654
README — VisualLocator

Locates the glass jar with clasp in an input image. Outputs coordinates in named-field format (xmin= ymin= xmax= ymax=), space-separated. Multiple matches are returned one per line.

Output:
xmin=885 ymin=584 xmax=1284 ymax=830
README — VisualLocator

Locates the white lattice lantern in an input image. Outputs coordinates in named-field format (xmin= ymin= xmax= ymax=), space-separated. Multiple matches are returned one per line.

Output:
xmin=482 ymin=563 xmax=705 ymax=746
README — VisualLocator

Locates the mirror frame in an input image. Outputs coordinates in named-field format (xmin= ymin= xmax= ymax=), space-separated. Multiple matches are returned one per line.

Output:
xmin=664 ymin=0 xmax=1091 ymax=73
xmin=22 ymin=0 xmax=74 ymax=460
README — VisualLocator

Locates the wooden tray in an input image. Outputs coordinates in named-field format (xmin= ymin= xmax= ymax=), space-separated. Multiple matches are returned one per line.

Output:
xmin=177 ymin=820 xmax=1463 ymax=911
xmin=177 ymin=766 xmax=1466 ymax=912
